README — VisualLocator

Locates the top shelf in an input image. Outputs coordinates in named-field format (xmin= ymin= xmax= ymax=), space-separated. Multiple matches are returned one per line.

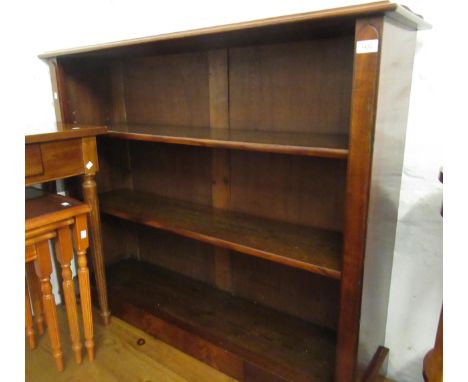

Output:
xmin=107 ymin=124 xmax=349 ymax=159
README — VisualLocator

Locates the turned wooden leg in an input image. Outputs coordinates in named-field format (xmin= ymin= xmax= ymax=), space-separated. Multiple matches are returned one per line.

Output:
xmin=33 ymin=241 xmax=64 ymax=371
xmin=55 ymin=226 xmax=83 ymax=364
xmin=73 ymin=214 xmax=95 ymax=361
xmin=25 ymin=278 xmax=36 ymax=349
xmin=51 ymin=248 xmax=66 ymax=305
xmin=26 ymin=262 xmax=45 ymax=335
xmin=82 ymin=174 xmax=110 ymax=325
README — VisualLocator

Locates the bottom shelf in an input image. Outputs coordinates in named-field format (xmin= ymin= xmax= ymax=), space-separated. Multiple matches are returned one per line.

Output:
xmin=105 ymin=259 xmax=336 ymax=381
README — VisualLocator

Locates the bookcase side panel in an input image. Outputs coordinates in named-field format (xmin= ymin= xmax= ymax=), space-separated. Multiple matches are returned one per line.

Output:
xmin=357 ymin=16 xmax=418 ymax=372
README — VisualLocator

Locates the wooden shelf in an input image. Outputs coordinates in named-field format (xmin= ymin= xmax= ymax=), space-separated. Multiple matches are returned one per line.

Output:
xmin=107 ymin=124 xmax=349 ymax=159
xmin=106 ymin=259 xmax=337 ymax=381
xmin=100 ymin=189 xmax=343 ymax=279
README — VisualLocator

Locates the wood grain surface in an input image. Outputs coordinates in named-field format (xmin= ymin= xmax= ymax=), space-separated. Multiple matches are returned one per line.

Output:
xmin=106 ymin=259 xmax=337 ymax=381
xmin=100 ymin=189 xmax=343 ymax=278
xmin=108 ymin=125 xmax=349 ymax=158
xmin=26 ymin=306 xmax=236 ymax=382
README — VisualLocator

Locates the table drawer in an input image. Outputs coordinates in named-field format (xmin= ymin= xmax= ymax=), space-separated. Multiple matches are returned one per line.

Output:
xmin=26 ymin=139 xmax=84 ymax=185
xmin=25 ymin=144 xmax=44 ymax=177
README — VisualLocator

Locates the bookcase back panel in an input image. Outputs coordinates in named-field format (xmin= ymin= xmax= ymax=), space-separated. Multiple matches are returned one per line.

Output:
xmin=229 ymin=36 xmax=354 ymax=133
xmin=60 ymin=59 xmax=112 ymax=125
xmin=137 ymin=225 xmax=215 ymax=285
xmin=100 ymin=214 xmax=139 ymax=265
xmin=130 ymin=141 xmax=213 ymax=206
xmin=96 ymin=137 xmax=134 ymax=193
xmin=60 ymin=34 xmax=354 ymax=142
xmin=135 ymin=224 xmax=338 ymax=329
xmin=122 ymin=52 xmax=210 ymax=126
xmin=230 ymin=151 xmax=346 ymax=231
xmin=231 ymin=253 xmax=339 ymax=330
xmin=126 ymin=140 xmax=346 ymax=231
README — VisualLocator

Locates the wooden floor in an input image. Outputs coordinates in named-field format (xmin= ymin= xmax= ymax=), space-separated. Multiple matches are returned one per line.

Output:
xmin=26 ymin=306 xmax=237 ymax=382
xmin=26 ymin=305 xmax=394 ymax=381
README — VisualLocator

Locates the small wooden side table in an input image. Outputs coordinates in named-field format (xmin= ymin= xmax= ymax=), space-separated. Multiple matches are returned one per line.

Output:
xmin=25 ymin=124 xmax=110 ymax=325
xmin=26 ymin=188 xmax=95 ymax=370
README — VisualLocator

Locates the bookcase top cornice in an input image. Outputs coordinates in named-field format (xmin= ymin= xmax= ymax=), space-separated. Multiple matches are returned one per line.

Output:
xmin=39 ymin=1 xmax=429 ymax=59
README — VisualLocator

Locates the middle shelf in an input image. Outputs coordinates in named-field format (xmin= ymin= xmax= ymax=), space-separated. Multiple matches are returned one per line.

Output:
xmin=99 ymin=189 xmax=343 ymax=279
xmin=107 ymin=124 xmax=349 ymax=159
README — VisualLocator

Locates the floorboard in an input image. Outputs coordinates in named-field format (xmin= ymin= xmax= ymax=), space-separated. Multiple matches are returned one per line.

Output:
xmin=26 ymin=306 xmax=237 ymax=382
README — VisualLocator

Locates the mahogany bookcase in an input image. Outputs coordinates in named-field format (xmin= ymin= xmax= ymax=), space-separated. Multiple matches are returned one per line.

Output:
xmin=40 ymin=2 xmax=429 ymax=380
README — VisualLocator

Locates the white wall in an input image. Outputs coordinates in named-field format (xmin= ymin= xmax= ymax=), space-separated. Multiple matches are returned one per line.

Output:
xmin=8 ymin=1 xmax=445 ymax=380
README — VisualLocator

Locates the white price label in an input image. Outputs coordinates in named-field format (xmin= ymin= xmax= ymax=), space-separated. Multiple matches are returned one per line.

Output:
xmin=356 ymin=39 xmax=379 ymax=54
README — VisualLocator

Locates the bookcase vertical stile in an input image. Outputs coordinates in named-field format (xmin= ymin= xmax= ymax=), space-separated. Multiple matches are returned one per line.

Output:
xmin=208 ymin=49 xmax=233 ymax=292
xmin=337 ymin=16 xmax=384 ymax=381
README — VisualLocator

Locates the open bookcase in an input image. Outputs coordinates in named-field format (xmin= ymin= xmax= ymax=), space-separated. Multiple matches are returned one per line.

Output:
xmin=41 ymin=2 xmax=429 ymax=380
